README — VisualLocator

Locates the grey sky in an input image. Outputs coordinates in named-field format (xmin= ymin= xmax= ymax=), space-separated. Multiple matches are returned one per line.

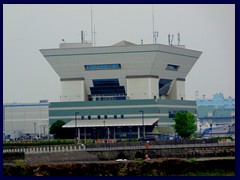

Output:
xmin=3 ymin=4 xmax=235 ymax=103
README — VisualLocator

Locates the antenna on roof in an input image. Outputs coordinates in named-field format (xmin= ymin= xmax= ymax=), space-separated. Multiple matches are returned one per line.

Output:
xmin=81 ymin=31 xmax=84 ymax=43
xmin=152 ymin=4 xmax=155 ymax=44
xmin=93 ymin=25 xmax=96 ymax=46
xmin=168 ymin=34 xmax=174 ymax=46
xmin=195 ymin=90 xmax=199 ymax=100
xmin=152 ymin=5 xmax=159 ymax=44
xmin=91 ymin=4 xmax=93 ymax=46
xmin=178 ymin=33 xmax=180 ymax=46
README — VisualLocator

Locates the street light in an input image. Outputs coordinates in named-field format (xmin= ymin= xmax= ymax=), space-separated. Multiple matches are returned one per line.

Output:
xmin=75 ymin=112 xmax=79 ymax=144
xmin=103 ymin=120 xmax=106 ymax=142
xmin=228 ymin=125 xmax=231 ymax=137
xmin=209 ymin=120 xmax=213 ymax=138
xmin=34 ymin=122 xmax=36 ymax=135
xmin=139 ymin=110 xmax=145 ymax=139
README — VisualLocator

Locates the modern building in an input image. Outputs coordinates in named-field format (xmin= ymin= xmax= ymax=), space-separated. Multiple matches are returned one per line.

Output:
xmin=3 ymin=101 xmax=49 ymax=139
xmin=39 ymin=40 xmax=202 ymax=141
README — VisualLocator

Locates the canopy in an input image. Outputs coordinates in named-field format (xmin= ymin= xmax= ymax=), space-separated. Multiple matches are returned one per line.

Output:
xmin=62 ymin=118 xmax=159 ymax=128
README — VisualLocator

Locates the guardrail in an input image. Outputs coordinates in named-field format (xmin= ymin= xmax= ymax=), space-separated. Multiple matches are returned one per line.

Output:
xmin=3 ymin=142 xmax=234 ymax=154
xmin=3 ymin=145 xmax=86 ymax=154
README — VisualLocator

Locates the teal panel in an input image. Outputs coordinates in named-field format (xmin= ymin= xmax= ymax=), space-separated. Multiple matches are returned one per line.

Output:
xmin=50 ymin=99 xmax=196 ymax=108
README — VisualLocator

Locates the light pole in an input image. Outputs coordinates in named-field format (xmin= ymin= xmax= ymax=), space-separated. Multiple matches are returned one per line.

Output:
xmin=228 ymin=125 xmax=231 ymax=137
xmin=34 ymin=122 xmax=36 ymax=135
xmin=208 ymin=120 xmax=213 ymax=138
xmin=139 ymin=110 xmax=145 ymax=139
xmin=75 ymin=112 xmax=79 ymax=144
xmin=103 ymin=120 xmax=107 ymax=143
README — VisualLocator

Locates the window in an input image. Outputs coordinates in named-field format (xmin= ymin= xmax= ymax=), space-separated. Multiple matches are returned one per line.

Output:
xmin=98 ymin=115 xmax=101 ymax=119
xmin=121 ymin=115 xmax=124 ymax=119
xmin=104 ymin=115 xmax=108 ymax=119
xmin=88 ymin=116 xmax=91 ymax=120
xmin=159 ymin=79 xmax=172 ymax=96
xmin=114 ymin=115 xmax=117 ymax=119
xmin=90 ymin=79 xmax=126 ymax=97
xmin=81 ymin=116 xmax=84 ymax=120
xmin=166 ymin=64 xmax=179 ymax=71
xmin=85 ymin=64 xmax=121 ymax=70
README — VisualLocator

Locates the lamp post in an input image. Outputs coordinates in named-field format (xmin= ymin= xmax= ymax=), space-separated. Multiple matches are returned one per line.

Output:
xmin=139 ymin=110 xmax=145 ymax=139
xmin=34 ymin=122 xmax=36 ymax=135
xmin=75 ymin=112 xmax=79 ymax=144
xmin=228 ymin=125 xmax=231 ymax=137
xmin=103 ymin=120 xmax=106 ymax=142
xmin=209 ymin=120 xmax=213 ymax=138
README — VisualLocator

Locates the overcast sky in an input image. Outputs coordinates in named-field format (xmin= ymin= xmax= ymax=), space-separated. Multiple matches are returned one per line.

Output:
xmin=3 ymin=4 xmax=235 ymax=103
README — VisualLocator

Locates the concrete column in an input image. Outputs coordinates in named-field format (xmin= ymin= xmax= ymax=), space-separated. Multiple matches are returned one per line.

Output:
xmin=78 ymin=128 xmax=81 ymax=142
xmin=113 ymin=127 xmax=116 ymax=141
xmin=107 ymin=128 xmax=110 ymax=140
xmin=84 ymin=127 xmax=86 ymax=143
xmin=138 ymin=127 xmax=140 ymax=139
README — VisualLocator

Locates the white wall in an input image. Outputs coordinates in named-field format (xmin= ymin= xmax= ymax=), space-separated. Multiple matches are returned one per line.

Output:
xmin=127 ymin=77 xmax=159 ymax=100
xmin=4 ymin=104 xmax=49 ymax=135
xmin=168 ymin=80 xmax=185 ymax=100
xmin=61 ymin=80 xmax=87 ymax=101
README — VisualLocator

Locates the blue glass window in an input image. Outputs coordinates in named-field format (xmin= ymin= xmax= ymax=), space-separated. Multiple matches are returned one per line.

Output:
xmin=166 ymin=64 xmax=179 ymax=71
xmin=90 ymin=79 xmax=126 ymax=96
xmin=85 ymin=64 xmax=121 ymax=70
xmin=159 ymin=79 xmax=172 ymax=96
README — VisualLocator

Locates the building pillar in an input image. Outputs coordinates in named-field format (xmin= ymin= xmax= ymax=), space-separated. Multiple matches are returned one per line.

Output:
xmin=78 ymin=128 xmax=80 ymax=143
xmin=138 ymin=127 xmax=140 ymax=139
xmin=84 ymin=127 xmax=86 ymax=143
xmin=113 ymin=127 xmax=116 ymax=141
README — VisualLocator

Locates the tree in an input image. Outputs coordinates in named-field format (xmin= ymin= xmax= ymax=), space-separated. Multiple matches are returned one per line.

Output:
xmin=173 ymin=111 xmax=196 ymax=139
xmin=49 ymin=120 xmax=73 ymax=139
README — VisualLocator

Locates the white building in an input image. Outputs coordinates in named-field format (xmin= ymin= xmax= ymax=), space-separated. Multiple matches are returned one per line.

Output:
xmin=3 ymin=101 xmax=49 ymax=136
xmin=40 ymin=41 xmax=202 ymax=102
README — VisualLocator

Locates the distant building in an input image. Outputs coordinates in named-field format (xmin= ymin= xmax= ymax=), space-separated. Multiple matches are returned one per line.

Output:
xmin=196 ymin=93 xmax=235 ymax=125
xmin=3 ymin=101 xmax=49 ymax=136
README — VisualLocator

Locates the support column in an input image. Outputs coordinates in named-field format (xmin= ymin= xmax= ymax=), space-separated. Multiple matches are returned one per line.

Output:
xmin=84 ymin=127 xmax=86 ymax=143
xmin=138 ymin=127 xmax=140 ymax=139
xmin=78 ymin=128 xmax=80 ymax=143
xmin=113 ymin=127 xmax=116 ymax=141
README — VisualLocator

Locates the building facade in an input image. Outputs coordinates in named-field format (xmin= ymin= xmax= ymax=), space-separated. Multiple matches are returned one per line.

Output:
xmin=3 ymin=101 xmax=49 ymax=138
xmin=196 ymin=93 xmax=235 ymax=125
xmin=40 ymin=40 xmax=202 ymax=140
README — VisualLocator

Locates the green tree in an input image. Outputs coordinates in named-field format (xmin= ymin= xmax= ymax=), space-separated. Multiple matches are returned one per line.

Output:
xmin=49 ymin=120 xmax=73 ymax=139
xmin=173 ymin=111 xmax=196 ymax=139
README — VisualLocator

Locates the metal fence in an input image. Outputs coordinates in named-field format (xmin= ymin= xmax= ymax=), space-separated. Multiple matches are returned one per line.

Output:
xmin=3 ymin=139 xmax=234 ymax=155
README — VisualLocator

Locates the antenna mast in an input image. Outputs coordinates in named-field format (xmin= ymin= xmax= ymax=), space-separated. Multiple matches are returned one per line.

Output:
xmin=152 ymin=5 xmax=159 ymax=44
xmin=152 ymin=4 xmax=155 ymax=44
xmin=93 ymin=25 xmax=96 ymax=46
xmin=91 ymin=4 xmax=93 ymax=46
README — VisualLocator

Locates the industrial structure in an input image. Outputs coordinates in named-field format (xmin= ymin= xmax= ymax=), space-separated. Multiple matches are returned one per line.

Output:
xmin=39 ymin=40 xmax=202 ymax=141
xmin=196 ymin=93 xmax=235 ymax=137
xmin=3 ymin=101 xmax=49 ymax=139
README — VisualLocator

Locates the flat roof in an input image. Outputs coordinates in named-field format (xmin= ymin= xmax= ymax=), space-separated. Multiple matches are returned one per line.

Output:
xmin=62 ymin=118 xmax=159 ymax=128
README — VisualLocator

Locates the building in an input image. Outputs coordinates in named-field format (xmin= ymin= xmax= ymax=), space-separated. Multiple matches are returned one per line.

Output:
xmin=3 ymin=101 xmax=49 ymax=139
xmin=39 ymin=40 xmax=202 ymax=141
xmin=196 ymin=93 xmax=235 ymax=137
